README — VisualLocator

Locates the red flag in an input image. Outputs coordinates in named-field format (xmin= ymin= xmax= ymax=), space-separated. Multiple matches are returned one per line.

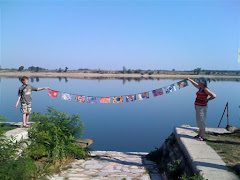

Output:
xmin=48 ymin=90 xmax=59 ymax=98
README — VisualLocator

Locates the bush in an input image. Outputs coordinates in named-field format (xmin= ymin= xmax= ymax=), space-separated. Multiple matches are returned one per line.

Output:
xmin=167 ymin=134 xmax=176 ymax=146
xmin=0 ymin=108 xmax=89 ymax=179
xmin=168 ymin=159 xmax=183 ymax=179
xmin=180 ymin=173 xmax=205 ymax=180
xmin=146 ymin=147 xmax=163 ymax=163
xmin=0 ymin=135 xmax=50 ymax=180
xmin=28 ymin=107 xmax=88 ymax=162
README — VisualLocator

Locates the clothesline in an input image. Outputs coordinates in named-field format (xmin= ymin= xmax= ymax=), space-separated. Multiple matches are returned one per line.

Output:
xmin=47 ymin=79 xmax=189 ymax=104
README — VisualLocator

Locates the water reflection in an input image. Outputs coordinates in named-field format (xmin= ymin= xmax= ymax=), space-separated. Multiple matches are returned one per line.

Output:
xmin=64 ymin=77 xmax=68 ymax=83
xmin=1 ymin=77 xmax=239 ymax=152
xmin=2 ymin=77 xmax=240 ymax=85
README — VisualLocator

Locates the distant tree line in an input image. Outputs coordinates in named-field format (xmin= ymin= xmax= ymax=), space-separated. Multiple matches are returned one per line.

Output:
xmin=15 ymin=66 xmax=47 ymax=72
xmin=57 ymin=67 xmax=68 ymax=72
xmin=28 ymin=66 xmax=46 ymax=72
xmin=1 ymin=66 xmax=240 ymax=76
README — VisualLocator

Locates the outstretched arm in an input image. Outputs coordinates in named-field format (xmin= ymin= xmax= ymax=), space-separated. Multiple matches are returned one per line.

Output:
xmin=37 ymin=87 xmax=50 ymax=91
xmin=187 ymin=78 xmax=200 ymax=89
xmin=15 ymin=96 xmax=21 ymax=109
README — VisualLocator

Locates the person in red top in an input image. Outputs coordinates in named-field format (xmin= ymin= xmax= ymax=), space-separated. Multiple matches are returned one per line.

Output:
xmin=187 ymin=77 xmax=216 ymax=141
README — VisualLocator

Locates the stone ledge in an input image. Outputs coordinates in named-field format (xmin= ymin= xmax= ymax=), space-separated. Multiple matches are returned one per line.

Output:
xmin=174 ymin=125 xmax=239 ymax=180
xmin=4 ymin=128 xmax=28 ymax=142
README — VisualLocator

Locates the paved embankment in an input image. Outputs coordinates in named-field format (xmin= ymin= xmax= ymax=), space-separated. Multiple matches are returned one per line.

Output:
xmin=50 ymin=151 xmax=162 ymax=180
xmin=174 ymin=126 xmax=239 ymax=180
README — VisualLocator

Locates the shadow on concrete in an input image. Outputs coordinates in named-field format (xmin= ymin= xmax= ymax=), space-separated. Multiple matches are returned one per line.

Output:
xmin=206 ymin=139 xmax=240 ymax=146
xmin=124 ymin=152 xmax=146 ymax=156
xmin=177 ymin=134 xmax=196 ymax=140
xmin=177 ymin=126 xmax=198 ymax=132
xmin=91 ymin=154 xmax=163 ymax=180
xmin=193 ymin=161 xmax=229 ymax=171
xmin=93 ymin=156 xmax=143 ymax=167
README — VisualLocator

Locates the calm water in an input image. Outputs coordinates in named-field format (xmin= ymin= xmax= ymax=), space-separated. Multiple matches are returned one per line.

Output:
xmin=0 ymin=77 xmax=240 ymax=152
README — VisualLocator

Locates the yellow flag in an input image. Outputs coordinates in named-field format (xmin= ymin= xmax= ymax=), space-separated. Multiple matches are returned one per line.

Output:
xmin=239 ymin=48 xmax=240 ymax=63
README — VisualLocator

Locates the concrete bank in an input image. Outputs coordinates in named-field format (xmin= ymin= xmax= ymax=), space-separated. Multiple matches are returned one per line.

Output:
xmin=173 ymin=125 xmax=238 ymax=180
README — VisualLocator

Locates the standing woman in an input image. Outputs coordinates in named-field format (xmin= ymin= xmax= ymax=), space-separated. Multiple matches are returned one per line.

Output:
xmin=187 ymin=77 xmax=216 ymax=141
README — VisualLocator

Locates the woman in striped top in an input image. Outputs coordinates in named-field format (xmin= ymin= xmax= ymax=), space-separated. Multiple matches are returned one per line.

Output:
xmin=187 ymin=77 xmax=216 ymax=141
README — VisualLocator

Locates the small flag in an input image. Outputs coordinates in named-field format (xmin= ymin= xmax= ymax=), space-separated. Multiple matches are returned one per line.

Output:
xmin=138 ymin=92 xmax=149 ymax=100
xmin=164 ymin=84 xmax=176 ymax=94
xmin=48 ymin=90 xmax=59 ymax=98
xmin=177 ymin=80 xmax=188 ymax=89
xmin=113 ymin=96 xmax=124 ymax=103
xmin=100 ymin=97 xmax=111 ymax=103
xmin=126 ymin=94 xmax=136 ymax=102
xmin=61 ymin=92 xmax=72 ymax=101
xmin=75 ymin=95 xmax=85 ymax=103
xmin=152 ymin=88 xmax=164 ymax=97
xmin=87 ymin=96 xmax=97 ymax=104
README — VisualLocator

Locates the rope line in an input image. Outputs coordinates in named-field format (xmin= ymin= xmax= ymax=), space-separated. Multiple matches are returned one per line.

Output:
xmin=48 ymin=79 xmax=188 ymax=98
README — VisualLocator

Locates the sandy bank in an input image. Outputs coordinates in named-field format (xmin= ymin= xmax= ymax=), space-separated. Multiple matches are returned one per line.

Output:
xmin=1 ymin=71 xmax=240 ymax=79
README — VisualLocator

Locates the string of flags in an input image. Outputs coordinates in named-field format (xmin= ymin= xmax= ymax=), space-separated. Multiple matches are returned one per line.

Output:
xmin=47 ymin=79 xmax=188 ymax=104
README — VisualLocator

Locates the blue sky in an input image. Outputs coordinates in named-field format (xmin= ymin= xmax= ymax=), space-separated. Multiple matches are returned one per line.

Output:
xmin=0 ymin=0 xmax=240 ymax=70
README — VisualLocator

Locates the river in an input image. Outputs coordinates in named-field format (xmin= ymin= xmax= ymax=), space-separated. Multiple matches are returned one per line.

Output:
xmin=0 ymin=77 xmax=239 ymax=152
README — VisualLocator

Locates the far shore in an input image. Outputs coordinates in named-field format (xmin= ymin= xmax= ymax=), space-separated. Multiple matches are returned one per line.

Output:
xmin=1 ymin=71 xmax=240 ymax=80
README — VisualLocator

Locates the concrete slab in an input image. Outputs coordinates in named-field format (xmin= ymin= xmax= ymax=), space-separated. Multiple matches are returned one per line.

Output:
xmin=174 ymin=126 xmax=239 ymax=180
xmin=181 ymin=124 xmax=231 ymax=134
xmin=0 ymin=121 xmax=35 ymax=127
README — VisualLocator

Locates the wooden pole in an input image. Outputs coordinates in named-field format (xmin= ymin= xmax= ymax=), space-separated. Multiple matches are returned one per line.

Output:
xmin=218 ymin=102 xmax=228 ymax=127
xmin=227 ymin=102 xmax=229 ymax=126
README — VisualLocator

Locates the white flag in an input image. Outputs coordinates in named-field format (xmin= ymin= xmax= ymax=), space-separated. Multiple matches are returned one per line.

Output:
xmin=61 ymin=92 xmax=72 ymax=101
xmin=164 ymin=84 xmax=176 ymax=94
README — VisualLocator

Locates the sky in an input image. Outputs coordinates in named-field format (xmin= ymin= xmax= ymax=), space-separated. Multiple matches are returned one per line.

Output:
xmin=0 ymin=0 xmax=240 ymax=70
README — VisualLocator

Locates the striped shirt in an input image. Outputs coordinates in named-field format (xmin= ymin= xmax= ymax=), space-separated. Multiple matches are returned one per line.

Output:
xmin=195 ymin=88 xmax=208 ymax=106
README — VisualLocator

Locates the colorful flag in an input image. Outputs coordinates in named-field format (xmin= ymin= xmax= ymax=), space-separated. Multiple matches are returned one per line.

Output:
xmin=152 ymin=88 xmax=164 ymax=97
xmin=61 ymin=92 xmax=72 ymax=101
xmin=164 ymin=84 xmax=176 ymax=94
xmin=138 ymin=92 xmax=149 ymax=100
xmin=100 ymin=97 xmax=111 ymax=103
xmin=47 ymin=90 xmax=59 ymax=98
xmin=75 ymin=95 xmax=85 ymax=103
xmin=126 ymin=94 xmax=136 ymax=102
xmin=113 ymin=96 xmax=124 ymax=103
xmin=177 ymin=80 xmax=188 ymax=89
xmin=87 ymin=96 xmax=97 ymax=104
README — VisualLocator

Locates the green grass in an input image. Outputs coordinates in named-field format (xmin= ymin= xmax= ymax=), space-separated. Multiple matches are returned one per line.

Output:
xmin=205 ymin=132 xmax=240 ymax=174
xmin=0 ymin=123 xmax=17 ymax=135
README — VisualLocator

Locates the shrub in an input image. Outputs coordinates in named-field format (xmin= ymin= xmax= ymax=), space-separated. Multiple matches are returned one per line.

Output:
xmin=27 ymin=107 xmax=88 ymax=162
xmin=146 ymin=147 xmax=163 ymax=163
xmin=180 ymin=173 xmax=205 ymax=180
xmin=0 ymin=135 xmax=50 ymax=179
xmin=168 ymin=159 xmax=183 ymax=179
xmin=0 ymin=108 xmax=88 ymax=179
xmin=167 ymin=134 xmax=176 ymax=146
